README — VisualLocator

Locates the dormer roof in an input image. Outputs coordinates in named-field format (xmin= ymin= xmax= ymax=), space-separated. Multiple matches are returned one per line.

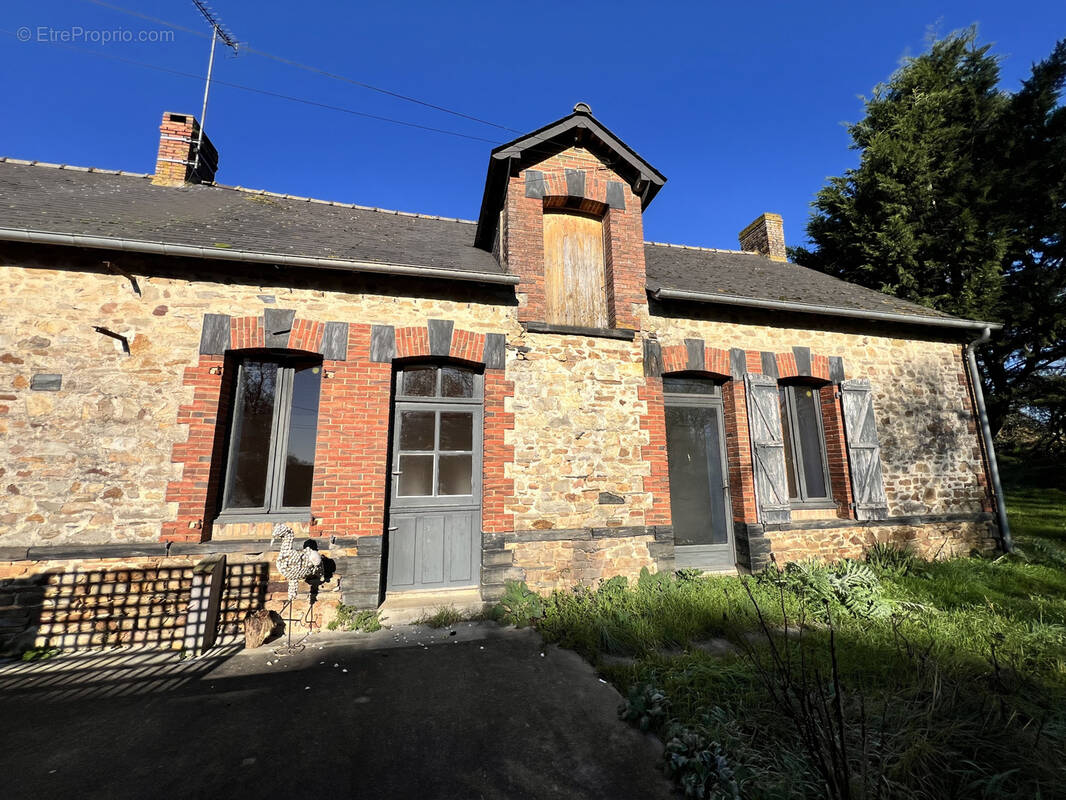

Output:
xmin=473 ymin=103 xmax=667 ymax=250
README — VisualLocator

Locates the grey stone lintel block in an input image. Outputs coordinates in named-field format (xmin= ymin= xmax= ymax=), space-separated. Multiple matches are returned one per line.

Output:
xmin=483 ymin=333 xmax=506 ymax=370
xmin=199 ymin=313 xmax=231 ymax=355
xmin=263 ymin=308 xmax=296 ymax=348
xmin=428 ymin=319 xmax=455 ymax=357
xmin=368 ymin=324 xmax=394 ymax=363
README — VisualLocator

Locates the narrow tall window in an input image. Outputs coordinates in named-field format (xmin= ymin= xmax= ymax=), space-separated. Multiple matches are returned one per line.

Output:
xmin=778 ymin=384 xmax=831 ymax=504
xmin=221 ymin=354 xmax=322 ymax=514
xmin=542 ymin=210 xmax=608 ymax=327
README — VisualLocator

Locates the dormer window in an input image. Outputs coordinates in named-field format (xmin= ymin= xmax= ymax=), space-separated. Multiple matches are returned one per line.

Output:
xmin=542 ymin=210 xmax=608 ymax=328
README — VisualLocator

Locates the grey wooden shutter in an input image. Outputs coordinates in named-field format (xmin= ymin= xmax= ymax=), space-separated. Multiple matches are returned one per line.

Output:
xmin=744 ymin=373 xmax=791 ymax=524
xmin=840 ymin=379 xmax=889 ymax=521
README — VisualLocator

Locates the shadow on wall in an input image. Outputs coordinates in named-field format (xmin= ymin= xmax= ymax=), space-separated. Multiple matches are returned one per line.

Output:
xmin=0 ymin=561 xmax=270 ymax=656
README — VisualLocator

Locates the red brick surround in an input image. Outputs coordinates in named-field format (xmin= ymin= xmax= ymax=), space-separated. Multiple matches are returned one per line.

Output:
xmin=163 ymin=317 xmax=513 ymax=543
xmin=655 ymin=342 xmax=853 ymax=524
xmin=503 ymin=148 xmax=647 ymax=330
xmin=638 ymin=378 xmax=671 ymax=526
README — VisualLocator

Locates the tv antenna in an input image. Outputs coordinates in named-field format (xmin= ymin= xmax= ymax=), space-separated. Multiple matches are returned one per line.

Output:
xmin=191 ymin=1 xmax=239 ymax=174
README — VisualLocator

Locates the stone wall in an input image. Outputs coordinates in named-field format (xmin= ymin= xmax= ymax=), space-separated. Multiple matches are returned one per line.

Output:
xmin=0 ymin=238 xmax=1000 ymax=653
xmin=481 ymin=525 xmax=673 ymax=598
xmin=764 ymin=517 xmax=998 ymax=564
xmin=0 ymin=248 xmax=518 ymax=547
xmin=504 ymin=332 xmax=656 ymax=531
xmin=645 ymin=309 xmax=993 ymax=523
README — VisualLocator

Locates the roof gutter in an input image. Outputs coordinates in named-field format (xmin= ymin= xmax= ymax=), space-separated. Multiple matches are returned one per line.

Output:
xmin=651 ymin=287 xmax=1002 ymax=332
xmin=0 ymin=227 xmax=521 ymax=286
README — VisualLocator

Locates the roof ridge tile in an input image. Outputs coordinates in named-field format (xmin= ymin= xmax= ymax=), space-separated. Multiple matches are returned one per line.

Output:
xmin=645 ymin=240 xmax=752 ymax=255
xmin=0 ymin=156 xmax=151 ymax=179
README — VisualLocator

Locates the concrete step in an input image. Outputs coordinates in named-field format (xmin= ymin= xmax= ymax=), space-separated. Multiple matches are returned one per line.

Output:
xmin=378 ymin=587 xmax=487 ymax=626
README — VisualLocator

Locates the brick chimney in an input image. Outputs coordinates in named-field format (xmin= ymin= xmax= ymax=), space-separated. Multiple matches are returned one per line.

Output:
xmin=738 ymin=213 xmax=786 ymax=262
xmin=152 ymin=112 xmax=218 ymax=187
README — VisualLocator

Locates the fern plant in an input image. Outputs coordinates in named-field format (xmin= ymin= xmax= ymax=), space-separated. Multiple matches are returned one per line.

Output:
xmin=761 ymin=559 xmax=893 ymax=620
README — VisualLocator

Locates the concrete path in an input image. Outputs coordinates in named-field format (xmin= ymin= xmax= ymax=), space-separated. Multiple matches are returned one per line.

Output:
xmin=0 ymin=623 xmax=674 ymax=799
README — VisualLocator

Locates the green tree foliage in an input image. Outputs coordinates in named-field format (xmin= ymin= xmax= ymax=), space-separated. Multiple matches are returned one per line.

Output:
xmin=793 ymin=28 xmax=1066 ymax=436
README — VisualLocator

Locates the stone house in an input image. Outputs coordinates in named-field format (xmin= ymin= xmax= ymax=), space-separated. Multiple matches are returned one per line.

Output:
xmin=0 ymin=105 xmax=1006 ymax=652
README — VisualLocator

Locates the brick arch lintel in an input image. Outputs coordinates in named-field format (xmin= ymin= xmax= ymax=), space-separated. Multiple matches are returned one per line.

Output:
xmin=164 ymin=314 xmax=511 ymax=544
xmin=199 ymin=312 xmax=507 ymax=370
xmin=524 ymin=166 xmax=629 ymax=214
xmin=644 ymin=338 xmax=846 ymax=384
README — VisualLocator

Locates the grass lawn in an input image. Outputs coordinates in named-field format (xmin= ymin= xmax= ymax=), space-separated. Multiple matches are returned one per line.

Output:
xmin=526 ymin=488 xmax=1066 ymax=799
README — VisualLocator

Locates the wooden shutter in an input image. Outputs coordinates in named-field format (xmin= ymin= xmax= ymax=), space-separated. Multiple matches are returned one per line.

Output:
xmin=744 ymin=373 xmax=791 ymax=524
xmin=840 ymin=379 xmax=889 ymax=521
xmin=542 ymin=212 xmax=608 ymax=328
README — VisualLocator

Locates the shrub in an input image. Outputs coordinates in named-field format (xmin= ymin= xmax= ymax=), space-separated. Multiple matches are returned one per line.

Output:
xmin=619 ymin=682 xmax=671 ymax=731
xmin=492 ymin=580 xmax=544 ymax=627
xmin=327 ymin=605 xmax=383 ymax=632
xmin=662 ymin=725 xmax=740 ymax=800
xmin=865 ymin=540 xmax=918 ymax=576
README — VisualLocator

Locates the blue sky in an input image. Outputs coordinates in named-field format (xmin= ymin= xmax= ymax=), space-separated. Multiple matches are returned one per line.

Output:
xmin=2 ymin=1 xmax=1062 ymax=249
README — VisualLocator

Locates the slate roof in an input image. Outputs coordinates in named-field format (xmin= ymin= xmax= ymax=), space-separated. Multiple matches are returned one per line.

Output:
xmin=644 ymin=243 xmax=959 ymax=320
xmin=0 ymin=158 xmax=958 ymax=322
xmin=0 ymin=159 xmax=503 ymax=277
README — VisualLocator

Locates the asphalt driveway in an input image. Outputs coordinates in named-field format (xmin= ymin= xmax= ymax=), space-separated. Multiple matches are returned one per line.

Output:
xmin=0 ymin=623 xmax=674 ymax=799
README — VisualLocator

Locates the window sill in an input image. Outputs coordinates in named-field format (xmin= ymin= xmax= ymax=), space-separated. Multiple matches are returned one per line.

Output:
xmin=789 ymin=500 xmax=837 ymax=510
xmin=214 ymin=511 xmax=313 ymax=526
xmin=522 ymin=321 xmax=636 ymax=341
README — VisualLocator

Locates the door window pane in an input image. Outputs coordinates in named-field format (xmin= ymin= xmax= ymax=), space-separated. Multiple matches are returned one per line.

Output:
xmin=779 ymin=389 xmax=799 ymax=499
xmin=441 ymin=367 xmax=475 ymax=398
xmin=402 ymin=367 xmax=436 ymax=397
xmin=665 ymin=405 xmax=728 ymax=546
xmin=225 ymin=361 xmax=278 ymax=509
xmin=438 ymin=455 xmax=473 ymax=495
xmin=399 ymin=411 xmax=435 ymax=451
xmin=281 ymin=364 xmax=322 ymax=508
xmin=793 ymin=387 xmax=829 ymax=499
xmin=439 ymin=412 xmax=473 ymax=451
xmin=398 ymin=455 xmax=434 ymax=496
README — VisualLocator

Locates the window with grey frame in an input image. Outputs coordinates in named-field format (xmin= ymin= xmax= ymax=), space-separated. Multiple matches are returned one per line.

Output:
xmin=219 ymin=353 xmax=323 ymax=517
xmin=391 ymin=364 xmax=483 ymax=502
xmin=778 ymin=382 xmax=833 ymax=505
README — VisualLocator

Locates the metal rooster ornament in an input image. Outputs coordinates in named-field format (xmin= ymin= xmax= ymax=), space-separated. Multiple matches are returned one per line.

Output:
xmin=270 ymin=524 xmax=324 ymax=655
xmin=271 ymin=523 xmax=324 ymax=600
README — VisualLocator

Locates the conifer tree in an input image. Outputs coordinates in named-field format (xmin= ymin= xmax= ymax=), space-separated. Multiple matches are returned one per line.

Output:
xmin=793 ymin=29 xmax=1066 ymax=436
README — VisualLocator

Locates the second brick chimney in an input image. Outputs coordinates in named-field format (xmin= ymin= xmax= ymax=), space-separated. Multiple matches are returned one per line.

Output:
xmin=152 ymin=111 xmax=218 ymax=187
xmin=738 ymin=213 xmax=786 ymax=262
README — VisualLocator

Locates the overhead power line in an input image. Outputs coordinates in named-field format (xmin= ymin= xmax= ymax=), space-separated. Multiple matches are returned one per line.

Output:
xmin=1 ymin=29 xmax=502 ymax=144
xmin=83 ymin=0 xmax=521 ymax=134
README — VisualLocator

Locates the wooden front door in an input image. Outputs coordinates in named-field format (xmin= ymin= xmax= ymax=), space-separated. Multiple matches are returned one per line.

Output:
xmin=385 ymin=365 xmax=483 ymax=592
xmin=663 ymin=377 xmax=736 ymax=571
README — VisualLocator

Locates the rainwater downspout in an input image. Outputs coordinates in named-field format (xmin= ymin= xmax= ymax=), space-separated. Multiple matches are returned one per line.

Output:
xmin=965 ymin=327 xmax=1012 ymax=551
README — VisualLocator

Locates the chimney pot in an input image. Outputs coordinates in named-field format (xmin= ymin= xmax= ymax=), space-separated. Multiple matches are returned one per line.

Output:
xmin=152 ymin=111 xmax=219 ymax=187
xmin=738 ymin=213 xmax=786 ymax=262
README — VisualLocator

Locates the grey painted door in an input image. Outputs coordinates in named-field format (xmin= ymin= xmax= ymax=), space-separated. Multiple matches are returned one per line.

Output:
xmin=663 ymin=377 xmax=736 ymax=571
xmin=386 ymin=366 xmax=483 ymax=592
